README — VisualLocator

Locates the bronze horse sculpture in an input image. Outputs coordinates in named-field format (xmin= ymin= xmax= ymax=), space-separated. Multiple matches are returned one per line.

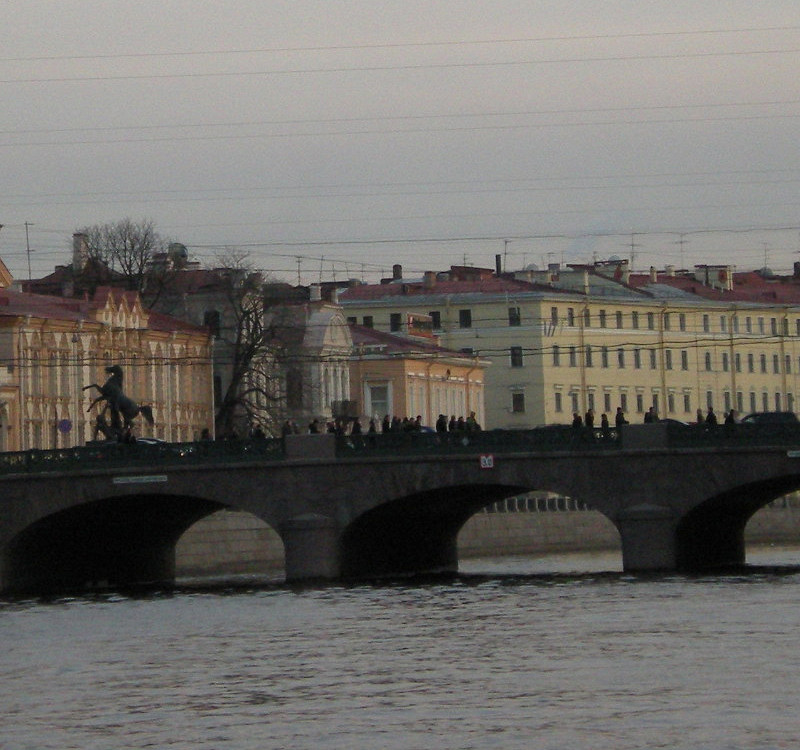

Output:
xmin=84 ymin=365 xmax=154 ymax=438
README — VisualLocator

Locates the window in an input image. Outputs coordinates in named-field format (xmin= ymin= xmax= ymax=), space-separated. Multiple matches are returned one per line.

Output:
xmin=737 ymin=392 xmax=744 ymax=412
xmin=571 ymin=392 xmax=580 ymax=413
xmin=550 ymin=307 xmax=559 ymax=326
xmin=705 ymin=352 xmax=712 ymax=371
xmin=724 ymin=392 xmax=731 ymax=412
xmin=683 ymin=392 xmax=691 ymax=413
xmin=663 ymin=313 xmax=671 ymax=330
xmin=750 ymin=392 xmax=757 ymax=412
xmin=735 ymin=353 xmax=741 ymax=373
xmin=569 ymin=346 xmax=577 ymax=367
xmin=647 ymin=312 xmax=655 ymax=330
xmin=733 ymin=316 xmax=739 ymax=333
xmin=429 ymin=310 xmax=441 ymax=329
xmin=706 ymin=391 xmax=714 ymax=409
xmin=203 ymin=309 xmax=221 ymax=338
xmin=512 ymin=392 xmax=525 ymax=413
xmin=618 ymin=348 xmax=625 ymax=368
xmin=601 ymin=346 xmax=609 ymax=368
xmin=634 ymin=348 xmax=641 ymax=369
xmin=681 ymin=350 xmax=688 ymax=370
xmin=286 ymin=368 xmax=303 ymax=409
xmin=510 ymin=346 xmax=523 ymax=367
xmin=775 ymin=392 xmax=782 ymax=411
xmin=771 ymin=318 xmax=778 ymax=335
xmin=554 ymin=392 xmax=563 ymax=412
xmin=389 ymin=313 xmax=402 ymax=332
xmin=585 ymin=345 xmax=593 ymax=367
xmin=758 ymin=317 xmax=765 ymax=334
xmin=703 ymin=315 xmax=710 ymax=333
xmin=508 ymin=307 xmax=521 ymax=326
xmin=720 ymin=316 xmax=727 ymax=333
xmin=363 ymin=316 xmax=374 ymax=328
xmin=459 ymin=309 xmax=472 ymax=328
xmin=616 ymin=311 xmax=623 ymax=329
xmin=346 ymin=316 xmax=357 ymax=325
xmin=762 ymin=392 xmax=769 ymax=411
xmin=722 ymin=353 xmax=729 ymax=372
xmin=583 ymin=309 xmax=591 ymax=327
xmin=588 ymin=392 xmax=595 ymax=411
xmin=783 ymin=318 xmax=789 ymax=335
xmin=665 ymin=350 xmax=673 ymax=370
xmin=636 ymin=393 xmax=644 ymax=412
xmin=748 ymin=353 xmax=754 ymax=373
xmin=668 ymin=393 xmax=675 ymax=413
xmin=604 ymin=392 xmax=612 ymax=412
xmin=599 ymin=309 xmax=607 ymax=328
xmin=368 ymin=384 xmax=389 ymax=418
xmin=746 ymin=317 xmax=752 ymax=333
xmin=679 ymin=313 xmax=686 ymax=331
xmin=649 ymin=349 xmax=657 ymax=369
xmin=631 ymin=311 xmax=639 ymax=329
xmin=760 ymin=354 xmax=767 ymax=373
xmin=552 ymin=345 xmax=560 ymax=366
xmin=567 ymin=308 xmax=575 ymax=326
xmin=620 ymin=393 xmax=628 ymax=411
xmin=773 ymin=354 xmax=780 ymax=374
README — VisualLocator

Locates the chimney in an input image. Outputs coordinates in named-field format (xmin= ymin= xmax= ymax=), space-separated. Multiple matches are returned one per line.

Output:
xmin=309 ymin=284 xmax=322 ymax=302
xmin=665 ymin=265 xmax=675 ymax=276
xmin=649 ymin=266 xmax=658 ymax=283
xmin=392 ymin=264 xmax=403 ymax=280
xmin=423 ymin=271 xmax=436 ymax=289
xmin=72 ymin=232 xmax=89 ymax=272
xmin=495 ymin=254 xmax=502 ymax=275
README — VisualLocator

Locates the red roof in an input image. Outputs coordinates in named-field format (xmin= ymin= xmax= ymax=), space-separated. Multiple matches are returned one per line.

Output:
xmin=350 ymin=324 xmax=478 ymax=360
xmin=628 ymin=270 xmax=800 ymax=304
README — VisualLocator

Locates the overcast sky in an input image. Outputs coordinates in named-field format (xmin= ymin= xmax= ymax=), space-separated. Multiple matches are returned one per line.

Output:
xmin=2 ymin=2 xmax=799 ymax=284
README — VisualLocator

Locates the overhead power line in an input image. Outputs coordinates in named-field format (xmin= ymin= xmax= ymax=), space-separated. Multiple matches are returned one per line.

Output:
xmin=2 ymin=24 xmax=797 ymax=63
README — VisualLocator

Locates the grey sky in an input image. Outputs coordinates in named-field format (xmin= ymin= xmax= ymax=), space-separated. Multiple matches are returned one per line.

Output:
xmin=2 ymin=1 xmax=799 ymax=284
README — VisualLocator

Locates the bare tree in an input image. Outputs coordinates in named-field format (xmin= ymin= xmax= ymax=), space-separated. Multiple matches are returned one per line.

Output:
xmin=208 ymin=251 xmax=293 ymax=437
xmin=78 ymin=217 xmax=167 ymax=293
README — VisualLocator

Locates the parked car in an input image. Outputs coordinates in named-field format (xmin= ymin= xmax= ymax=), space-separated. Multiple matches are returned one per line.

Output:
xmin=739 ymin=412 xmax=799 ymax=425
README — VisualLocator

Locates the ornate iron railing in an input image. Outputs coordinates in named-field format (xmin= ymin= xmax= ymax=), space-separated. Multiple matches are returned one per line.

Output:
xmin=334 ymin=426 xmax=621 ymax=457
xmin=0 ymin=438 xmax=285 ymax=476
xmin=3 ymin=422 xmax=800 ymax=476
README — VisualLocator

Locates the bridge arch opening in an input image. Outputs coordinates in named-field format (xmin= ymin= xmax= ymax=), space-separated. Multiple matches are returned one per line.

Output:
xmin=175 ymin=508 xmax=285 ymax=583
xmin=676 ymin=476 xmax=800 ymax=570
xmin=4 ymin=494 xmax=227 ymax=595
xmin=340 ymin=483 xmax=620 ymax=579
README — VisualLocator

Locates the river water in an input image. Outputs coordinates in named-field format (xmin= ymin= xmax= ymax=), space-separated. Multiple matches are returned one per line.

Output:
xmin=3 ymin=548 xmax=800 ymax=750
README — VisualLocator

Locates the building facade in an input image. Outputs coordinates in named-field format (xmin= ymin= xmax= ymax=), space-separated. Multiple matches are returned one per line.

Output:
xmin=0 ymin=285 xmax=213 ymax=451
xmin=339 ymin=261 xmax=800 ymax=429
xmin=349 ymin=321 xmax=488 ymax=427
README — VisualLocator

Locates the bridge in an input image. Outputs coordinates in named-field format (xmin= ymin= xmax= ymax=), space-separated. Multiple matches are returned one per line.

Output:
xmin=2 ymin=422 xmax=800 ymax=595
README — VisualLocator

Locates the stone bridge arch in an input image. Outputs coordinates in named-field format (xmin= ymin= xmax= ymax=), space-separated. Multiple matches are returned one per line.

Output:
xmin=676 ymin=472 xmax=800 ymax=570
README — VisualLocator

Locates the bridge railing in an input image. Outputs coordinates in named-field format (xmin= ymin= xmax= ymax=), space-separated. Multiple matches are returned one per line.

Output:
xmin=0 ymin=438 xmax=285 ymax=476
xmin=664 ymin=421 xmax=800 ymax=448
xmin=334 ymin=426 xmax=622 ymax=457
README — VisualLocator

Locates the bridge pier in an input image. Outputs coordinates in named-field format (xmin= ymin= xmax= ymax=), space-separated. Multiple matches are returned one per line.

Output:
xmin=616 ymin=504 xmax=677 ymax=572
xmin=281 ymin=514 xmax=340 ymax=581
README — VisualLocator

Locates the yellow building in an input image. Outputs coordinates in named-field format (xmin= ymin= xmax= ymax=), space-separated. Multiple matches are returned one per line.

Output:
xmin=0 ymin=285 xmax=213 ymax=451
xmin=340 ymin=262 xmax=800 ymax=428
xmin=349 ymin=319 xmax=488 ymax=427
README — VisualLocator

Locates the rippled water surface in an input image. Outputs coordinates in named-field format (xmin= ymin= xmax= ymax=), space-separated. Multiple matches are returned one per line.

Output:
xmin=3 ymin=549 xmax=800 ymax=750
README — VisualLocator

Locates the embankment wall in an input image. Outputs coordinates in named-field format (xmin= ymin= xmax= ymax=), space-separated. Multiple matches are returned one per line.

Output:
xmin=175 ymin=497 xmax=800 ymax=578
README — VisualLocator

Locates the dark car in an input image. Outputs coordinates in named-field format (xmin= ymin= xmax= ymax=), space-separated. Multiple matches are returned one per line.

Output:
xmin=739 ymin=411 xmax=799 ymax=425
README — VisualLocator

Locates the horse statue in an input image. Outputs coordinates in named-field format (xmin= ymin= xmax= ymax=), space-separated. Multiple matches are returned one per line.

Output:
xmin=84 ymin=365 xmax=154 ymax=438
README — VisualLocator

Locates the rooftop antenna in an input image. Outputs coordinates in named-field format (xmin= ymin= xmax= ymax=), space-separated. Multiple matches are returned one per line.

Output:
xmin=296 ymin=256 xmax=302 ymax=286
xmin=674 ymin=233 xmax=689 ymax=269
xmin=626 ymin=232 xmax=641 ymax=272
xmin=24 ymin=221 xmax=34 ymax=281
xmin=503 ymin=239 xmax=509 ymax=272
